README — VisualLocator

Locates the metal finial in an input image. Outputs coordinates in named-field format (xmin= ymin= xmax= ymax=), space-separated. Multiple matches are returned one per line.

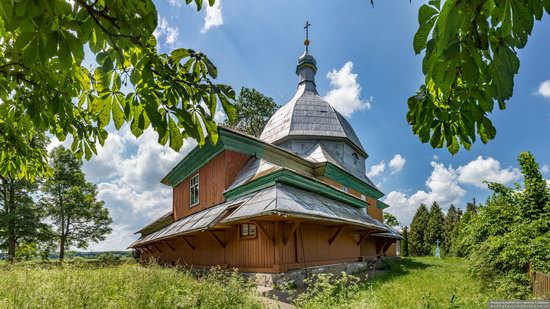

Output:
xmin=304 ymin=21 xmax=311 ymax=52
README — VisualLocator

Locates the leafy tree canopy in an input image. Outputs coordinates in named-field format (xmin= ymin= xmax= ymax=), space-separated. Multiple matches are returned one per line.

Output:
xmin=224 ymin=87 xmax=278 ymax=137
xmin=41 ymin=146 xmax=112 ymax=259
xmin=458 ymin=152 xmax=550 ymax=298
xmin=383 ymin=212 xmax=400 ymax=227
xmin=408 ymin=0 xmax=550 ymax=154
xmin=0 ymin=0 xmax=235 ymax=181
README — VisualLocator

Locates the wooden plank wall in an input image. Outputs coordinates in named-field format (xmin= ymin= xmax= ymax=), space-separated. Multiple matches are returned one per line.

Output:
xmin=140 ymin=222 xmax=395 ymax=273
xmin=173 ymin=150 xmax=249 ymax=220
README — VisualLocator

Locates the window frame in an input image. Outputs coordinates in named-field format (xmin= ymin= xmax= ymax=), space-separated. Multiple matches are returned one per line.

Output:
xmin=239 ymin=223 xmax=257 ymax=239
xmin=189 ymin=173 xmax=200 ymax=208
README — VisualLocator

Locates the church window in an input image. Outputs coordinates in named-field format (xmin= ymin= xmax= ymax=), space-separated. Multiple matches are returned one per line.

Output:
xmin=240 ymin=223 xmax=257 ymax=238
xmin=190 ymin=174 xmax=199 ymax=207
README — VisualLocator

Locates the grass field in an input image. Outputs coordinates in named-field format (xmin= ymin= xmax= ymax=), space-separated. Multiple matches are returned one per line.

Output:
xmin=0 ymin=261 xmax=261 ymax=308
xmin=0 ymin=257 xmax=504 ymax=309
xmin=295 ymin=257 xmax=504 ymax=309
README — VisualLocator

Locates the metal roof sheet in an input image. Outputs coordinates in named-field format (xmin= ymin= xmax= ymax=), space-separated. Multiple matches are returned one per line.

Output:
xmin=222 ymin=184 xmax=387 ymax=231
xmin=129 ymin=196 xmax=252 ymax=248
xmin=260 ymin=84 xmax=366 ymax=156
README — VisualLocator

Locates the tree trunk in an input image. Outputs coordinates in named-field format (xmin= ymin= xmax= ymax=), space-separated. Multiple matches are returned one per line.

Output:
xmin=5 ymin=179 xmax=16 ymax=262
xmin=58 ymin=186 xmax=65 ymax=261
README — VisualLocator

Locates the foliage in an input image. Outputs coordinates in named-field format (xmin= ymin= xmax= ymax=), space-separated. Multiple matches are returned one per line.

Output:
xmin=224 ymin=87 xmax=278 ymax=137
xmin=443 ymin=204 xmax=462 ymax=255
xmin=402 ymin=226 xmax=410 ymax=257
xmin=292 ymin=272 xmax=361 ymax=309
xmin=0 ymin=133 xmax=52 ymax=261
xmin=408 ymin=0 xmax=550 ymax=154
xmin=383 ymin=212 xmax=400 ymax=227
xmin=409 ymin=203 xmax=431 ymax=256
xmin=424 ymin=201 xmax=445 ymax=249
xmin=0 ymin=262 xmax=261 ymax=308
xmin=0 ymin=0 xmax=236 ymax=180
xmin=41 ymin=146 xmax=112 ymax=259
xmin=457 ymin=152 xmax=550 ymax=298
xmin=290 ymin=257 xmax=503 ymax=308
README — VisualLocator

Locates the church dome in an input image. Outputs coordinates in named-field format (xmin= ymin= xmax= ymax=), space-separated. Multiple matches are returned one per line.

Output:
xmin=260 ymin=51 xmax=367 ymax=157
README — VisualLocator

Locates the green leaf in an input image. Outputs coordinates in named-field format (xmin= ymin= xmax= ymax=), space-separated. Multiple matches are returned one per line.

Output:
xmin=112 ymin=95 xmax=124 ymax=130
xmin=413 ymin=16 xmax=437 ymax=54
xmin=170 ymin=48 xmax=190 ymax=66
xmin=168 ymin=116 xmax=183 ymax=150
xmin=418 ymin=4 xmax=438 ymax=25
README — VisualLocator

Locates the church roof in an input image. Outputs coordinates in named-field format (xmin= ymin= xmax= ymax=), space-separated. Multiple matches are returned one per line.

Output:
xmin=260 ymin=50 xmax=367 ymax=157
xmin=222 ymin=183 xmax=386 ymax=231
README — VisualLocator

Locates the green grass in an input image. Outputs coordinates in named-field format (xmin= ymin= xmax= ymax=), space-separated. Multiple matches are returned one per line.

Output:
xmin=0 ymin=261 xmax=261 ymax=308
xmin=0 ymin=257 xmax=506 ymax=309
xmin=296 ymin=257 xmax=505 ymax=309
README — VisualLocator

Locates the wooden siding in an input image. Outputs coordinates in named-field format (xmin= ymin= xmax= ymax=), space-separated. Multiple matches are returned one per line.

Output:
xmin=173 ymin=150 xmax=249 ymax=220
xmin=139 ymin=221 xmax=393 ymax=273
xmin=318 ymin=176 xmax=383 ymax=221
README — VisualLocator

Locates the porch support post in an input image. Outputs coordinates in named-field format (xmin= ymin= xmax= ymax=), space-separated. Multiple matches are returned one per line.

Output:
xmin=329 ymin=225 xmax=346 ymax=245
xmin=153 ymin=243 xmax=163 ymax=253
xmin=164 ymin=240 xmax=175 ymax=252
xmin=181 ymin=236 xmax=195 ymax=250
xmin=357 ymin=230 xmax=373 ymax=246
xmin=284 ymin=221 xmax=300 ymax=245
xmin=382 ymin=241 xmax=393 ymax=254
xmin=208 ymin=230 xmax=226 ymax=248
xmin=255 ymin=221 xmax=274 ymax=244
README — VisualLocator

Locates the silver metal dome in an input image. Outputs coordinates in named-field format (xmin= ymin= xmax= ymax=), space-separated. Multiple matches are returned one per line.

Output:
xmin=260 ymin=51 xmax=367 ymax=157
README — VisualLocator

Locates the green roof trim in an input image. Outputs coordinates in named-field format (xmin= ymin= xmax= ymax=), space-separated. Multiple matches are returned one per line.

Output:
xmin=224 ymin=168 xmax=368 ymax=209
xmin=161 ymin=139 xmax=225 ymax=187
xmin=323 ymin=163 xmax=384 ymax=199
xmin=161 ymin=127 xmax=315 ymax=187
xmin=377 ymin=200 xmax=390 ymax=209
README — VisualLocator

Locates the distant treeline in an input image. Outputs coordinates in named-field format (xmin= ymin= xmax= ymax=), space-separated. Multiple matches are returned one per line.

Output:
xmin=0 ymin=251 xmax=133 ymax=260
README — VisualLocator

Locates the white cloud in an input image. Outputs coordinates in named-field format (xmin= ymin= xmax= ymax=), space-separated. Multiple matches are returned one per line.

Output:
xmin=538 ymin=80 xmax=550 ymax=98
xmin=166 ymin=0 xmax=182 ymax=7
xmin=457 ymin=156 xmax=521 ymax=188
xmin=367 ymin=161 xmax=385 ymax=178
xmin=81 ymin=127 xmax=196 ymax=251
xmin=383 ymin=156 xmax=522 ymax=226
xmin=389 ymin=154 xmax=406 ymax=174
xmin=201 ymin=0 xmax=223 ymax=33
xmin=541 ymin=164 xmax=549 ymax=175
xmin=153 ymin=17 xmax=179 ymax=48
xmin=384 ymin=161 xmax=466 ymax=226
xmin=323 ymin=62 xmax=372 ymax=117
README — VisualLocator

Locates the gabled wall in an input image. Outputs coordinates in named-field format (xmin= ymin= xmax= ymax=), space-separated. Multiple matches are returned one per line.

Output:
xmin=172 ymin=150 xmax=249 ymax=220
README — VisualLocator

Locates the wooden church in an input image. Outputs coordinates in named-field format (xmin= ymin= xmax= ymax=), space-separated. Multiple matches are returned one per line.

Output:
xmin=129 ymin=32 xmax=402 ymax=273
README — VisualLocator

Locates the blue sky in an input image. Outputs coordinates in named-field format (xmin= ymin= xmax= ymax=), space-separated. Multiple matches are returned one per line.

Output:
xmin=53 ymin=0 xmax=550 ymax=251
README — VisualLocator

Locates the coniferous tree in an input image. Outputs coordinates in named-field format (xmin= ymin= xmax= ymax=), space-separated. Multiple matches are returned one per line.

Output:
xmin=41 ymin=146 xmax=113 ymax=260
xmin=443 ymin=204 xmax=462 ymax=255
xmin=402 ymin=226 xmax=410 ymax=257
xmin=425 ymin=201 xmax=445 ymax=252
xmin=409 ymin=204 xmax=430 ymax=256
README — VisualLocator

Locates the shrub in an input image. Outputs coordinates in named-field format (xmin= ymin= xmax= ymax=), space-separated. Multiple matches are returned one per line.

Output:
xmin=293 ymin=272 xmax=361 ymax=309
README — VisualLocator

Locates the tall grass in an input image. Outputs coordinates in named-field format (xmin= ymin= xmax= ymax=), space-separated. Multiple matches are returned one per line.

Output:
xmin=0 ymin=261 xmax=261 ymax=308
